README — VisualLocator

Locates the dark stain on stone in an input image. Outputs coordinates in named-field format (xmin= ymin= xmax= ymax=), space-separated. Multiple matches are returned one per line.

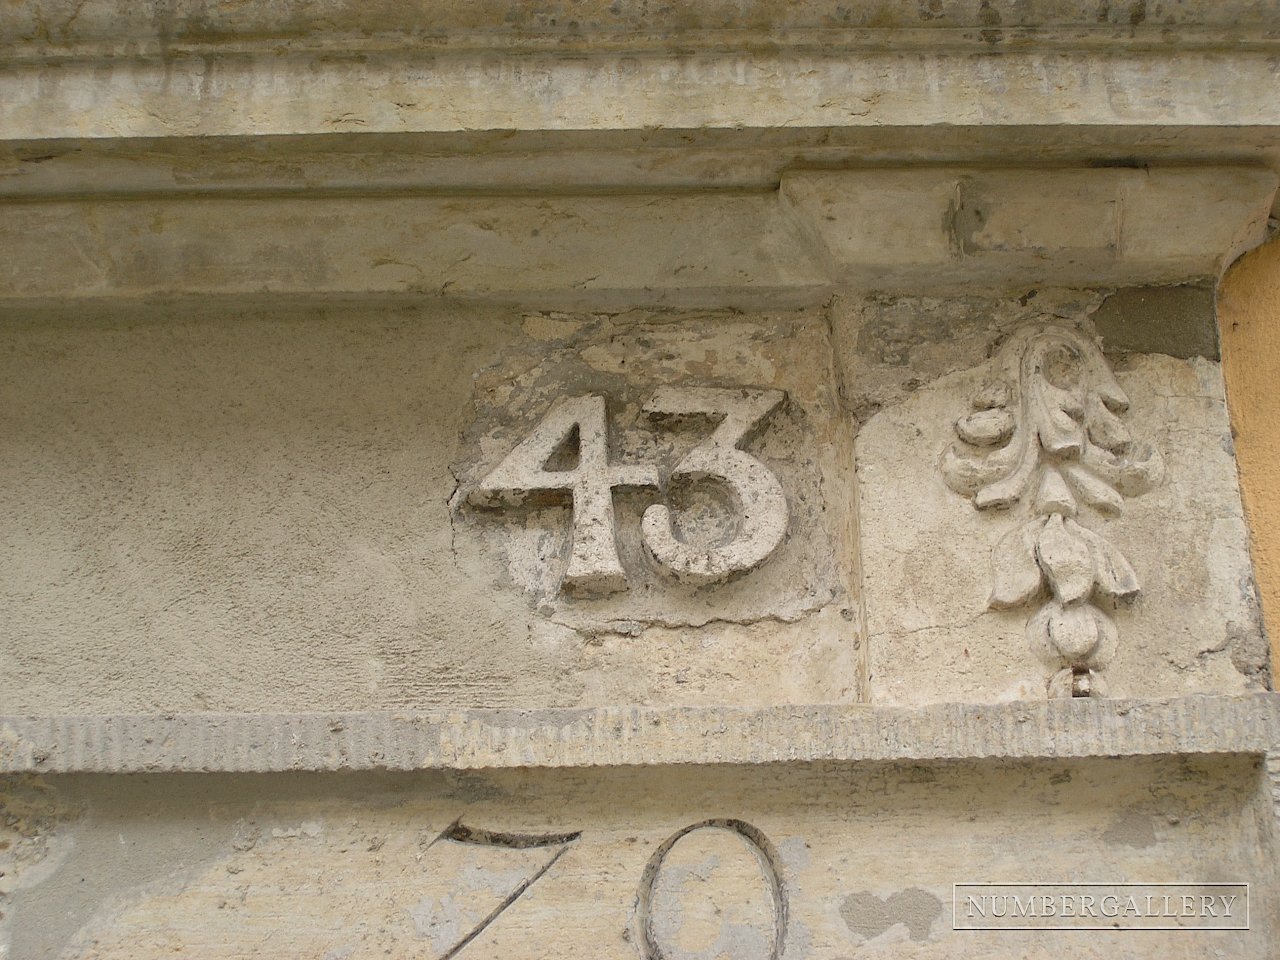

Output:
xmin=1101 ymin=810 xmax=1157 ymax=848
xmin=918 ymin=0 xmax=943 ymax=21
xmin=977 ymin=0 xmax=1002 ymax=42
xmin=1092 ymin=284 xmax=1218 ymax=360
xmin=1225 ymin=608 xmax=1271 ymax=686
xmin=840 ymin=888 xmax=942 ymax=942
xmin=949 ymin=189 xmax=988 ymax=257
xmin=847 ymin=394 xmax=883 ymax=425
xmin=1089 ymin=157 xmax=1146 ymax=169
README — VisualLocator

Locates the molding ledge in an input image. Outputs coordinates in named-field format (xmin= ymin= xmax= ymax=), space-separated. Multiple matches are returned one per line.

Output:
xmin=2 ymin=167 xmax=1274 ymax=306
xmin=2 ymin=694 xmax=1276 ymax=774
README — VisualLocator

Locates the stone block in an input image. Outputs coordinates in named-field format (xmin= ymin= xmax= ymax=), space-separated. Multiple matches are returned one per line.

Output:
xmin=0 ymin=300 xmax=860 ymax=715
xmin=2 ymin=756 xmax=1275 ymax=958
xmin=848 ymin=292 xmax=1267 ymax=704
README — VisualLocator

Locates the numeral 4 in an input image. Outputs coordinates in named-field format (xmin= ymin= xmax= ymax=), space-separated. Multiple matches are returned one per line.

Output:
xmin=469 ymin=395 xmax=657 ymax=595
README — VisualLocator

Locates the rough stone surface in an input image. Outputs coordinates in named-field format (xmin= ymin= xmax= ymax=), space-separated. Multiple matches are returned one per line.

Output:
xmin=2 ymin=755 xmax=1276 ymax=958
xmin=5 ymin=129 xmax=1280 ymax=204
xmin=2 ymin=288 xmax=1269 ymax=714
xmin=4 ymin=43 xmax=1280 ymax=149
xmin=5 ymin=0 xmax=1277 ymax=53
xmin=0 ymin=300 xmax=859 ymax=715
xmin=783 ymin=168 xmax=1277 ymax=289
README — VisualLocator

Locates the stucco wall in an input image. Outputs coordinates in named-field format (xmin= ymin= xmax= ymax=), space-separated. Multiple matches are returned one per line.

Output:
xmin=1220 ymin=235 xmax=1280 ymax=676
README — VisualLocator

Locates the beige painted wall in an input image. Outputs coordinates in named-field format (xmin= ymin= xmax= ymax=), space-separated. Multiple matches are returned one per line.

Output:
xmin=1220 ymin=234 xmax=1280 ymax=678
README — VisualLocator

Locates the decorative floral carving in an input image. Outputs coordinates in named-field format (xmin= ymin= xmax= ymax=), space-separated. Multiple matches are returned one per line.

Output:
xmin=943 ymin=325 xmax=1163 ymax=697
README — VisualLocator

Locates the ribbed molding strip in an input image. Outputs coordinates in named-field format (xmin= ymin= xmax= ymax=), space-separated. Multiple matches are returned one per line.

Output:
xmin=2 ymin=694 xmax=1276 ymax=773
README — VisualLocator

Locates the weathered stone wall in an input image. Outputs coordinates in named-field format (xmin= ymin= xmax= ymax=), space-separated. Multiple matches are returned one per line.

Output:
xmin=6 ymin=287 xmax=1265 ymax=714
xmin=4 ymin=755 xmax=1275 ymax=960
xmin=3 ymin=2 xmax=1280 ymax=958
xmin=0 ymin=300 xmax=859 ymax=714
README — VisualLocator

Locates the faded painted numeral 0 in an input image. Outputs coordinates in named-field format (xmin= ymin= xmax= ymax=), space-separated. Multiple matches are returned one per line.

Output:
xmin=470 ymin=388 xmax=788 ymax=594
xmin=636 ymin=819 xmax=788 ymax=960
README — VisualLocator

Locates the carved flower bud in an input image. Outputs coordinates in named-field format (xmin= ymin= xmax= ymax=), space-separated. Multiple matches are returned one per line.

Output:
xmin=989 ymin=517 xmax=1047 ymax=609
xmin=956 ymin=407 xmax=1015 ymax=447
xmin=1029 ymin=599 xmax=1118 ymax=669
xmin=1060 ymin=462 xmax=1123 ymax=515
xmin=1035 ymin=514 xmax=1092 ymax=603
xmin=1047 ymin=603 xmax=1103 ymax=661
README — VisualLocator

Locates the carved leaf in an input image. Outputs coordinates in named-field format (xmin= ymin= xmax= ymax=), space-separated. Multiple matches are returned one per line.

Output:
xmin=1036 ymin=514 xmax=1094 ymax=604
xmin=1081 ymin=439 xmax=1164 ymax=497
xmin=1066 ymin=520 xmax=1139 ymax=602
xmin=1114 ymin=441 xmax=1165 ymax=496
xmin=1060 ymin=462 xmax=1123 ymax=515
xmin=941 ymin=442 xmax=1021 ymax=498
xmin=1035 ymin=466 xmax=1078 ymax=517
xmin=1047 ymin=602 xmax=1102 ymax=662
xmin=1088 ymin=357 xmax=1130 ymax=413
xmin=957 ymin=408 xmax=1015 ymax=447
xmin=1038 ymin=406 xmax=1085 ymax=457
xmin=989 ymin=518 xmax=1046 ymax=609
xmin=1085 ymin=394 xmax=1131 ymax=453
xmin=971 ymin=447 xmax=1038 ymax=510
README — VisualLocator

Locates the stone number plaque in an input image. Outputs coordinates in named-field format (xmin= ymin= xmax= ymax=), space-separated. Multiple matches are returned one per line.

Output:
xmin=470 ymin=387 xmax=788 ymax=595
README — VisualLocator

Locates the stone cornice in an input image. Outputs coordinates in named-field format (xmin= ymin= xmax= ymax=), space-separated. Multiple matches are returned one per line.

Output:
xmin=2 ymin=1 xmax=1278 ymax=60
xmin=4 ymin=47 xmax=1279 ymax=144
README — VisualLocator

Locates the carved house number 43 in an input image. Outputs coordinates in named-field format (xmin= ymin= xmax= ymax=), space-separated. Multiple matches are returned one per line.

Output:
xmin=469 ymin=387 xmax=788 ymax=595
